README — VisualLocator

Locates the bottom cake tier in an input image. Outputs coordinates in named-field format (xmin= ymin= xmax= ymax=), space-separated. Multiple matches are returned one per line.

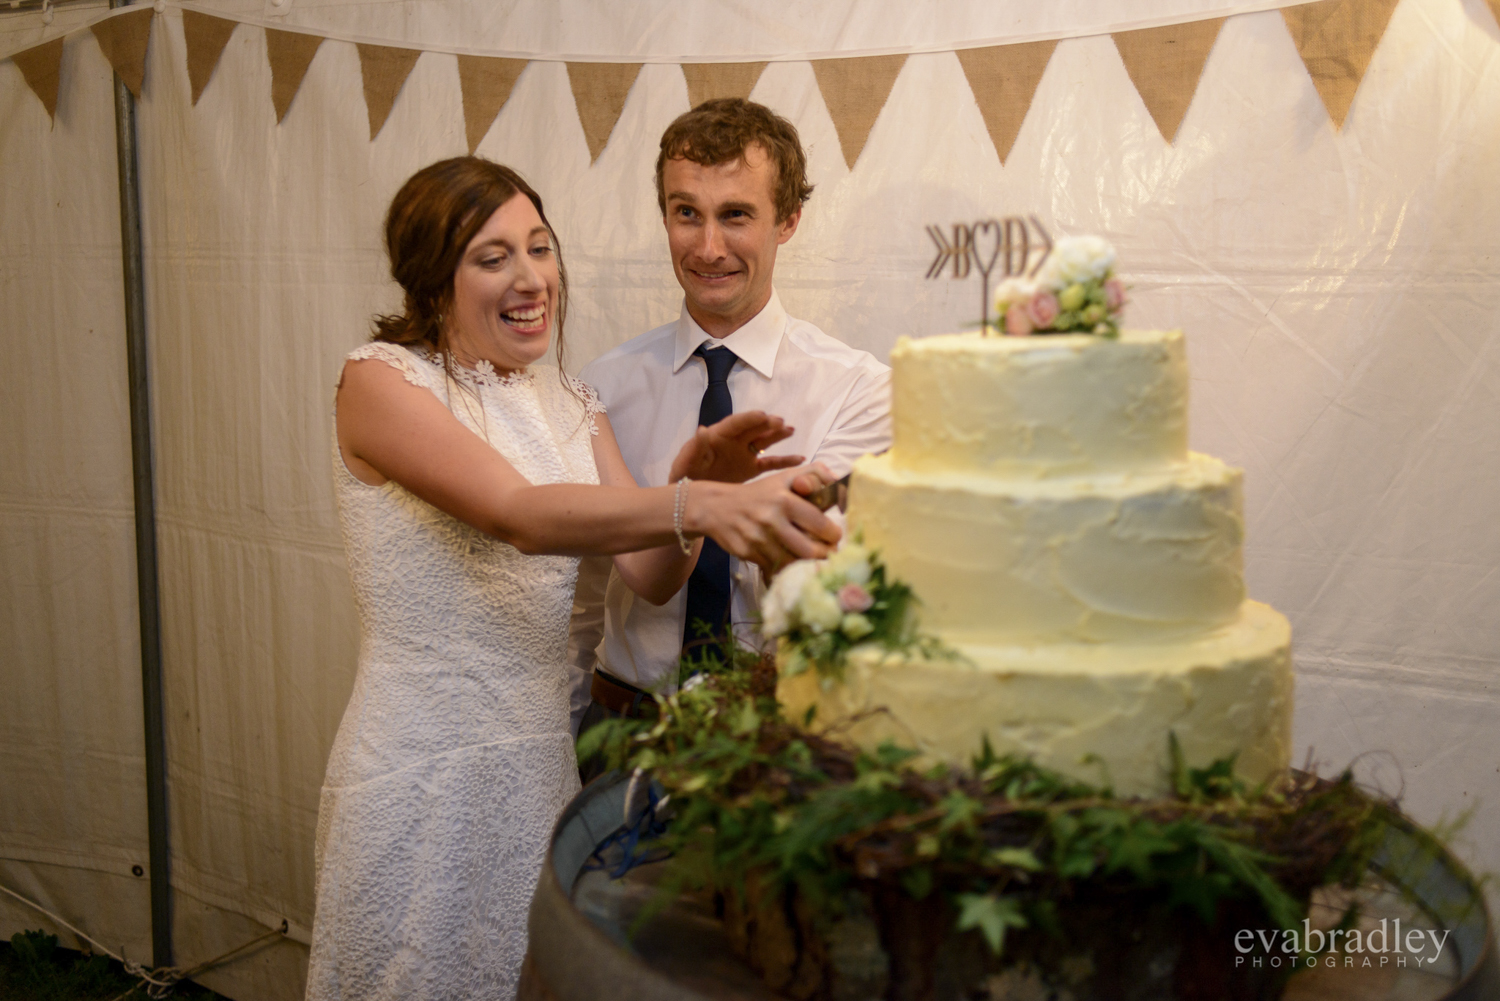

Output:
xmin=777 ymin=600 xmax=1292 ymax=798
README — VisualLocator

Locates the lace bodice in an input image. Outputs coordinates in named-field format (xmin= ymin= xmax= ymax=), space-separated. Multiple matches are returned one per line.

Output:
xmin=308 ymin=341 xmax=601 ymax=1001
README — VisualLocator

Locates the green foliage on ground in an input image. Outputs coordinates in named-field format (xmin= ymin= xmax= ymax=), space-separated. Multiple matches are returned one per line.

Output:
xmin=0 ymin=931 xmax=222 ymax=1001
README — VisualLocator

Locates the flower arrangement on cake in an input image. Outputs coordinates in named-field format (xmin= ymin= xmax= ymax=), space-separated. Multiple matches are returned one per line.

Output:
xmin=760 ymin=541 xmax=952 ymax=683
xmin=993 ymin=235 xmax=1127 ymax=337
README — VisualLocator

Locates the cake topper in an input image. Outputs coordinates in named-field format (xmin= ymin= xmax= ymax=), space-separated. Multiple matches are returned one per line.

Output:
xmin=926 ymin=222 xmax=1129 ymax=338
xmin=925 ymin=216 xmax=1054 ymax=334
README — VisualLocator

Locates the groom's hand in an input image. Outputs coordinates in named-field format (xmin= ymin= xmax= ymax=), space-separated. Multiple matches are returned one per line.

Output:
xmin=669 ymin=410 xmax=803 ymax=484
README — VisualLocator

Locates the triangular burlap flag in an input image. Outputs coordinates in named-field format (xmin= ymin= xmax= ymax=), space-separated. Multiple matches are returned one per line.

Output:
xmin=1282 ymin=0 xmax=1401 ymax=129
xmin=457 ymin=55 xmax=527 ymax=154
xmin=811 ymin=54 xmax=906 ymax=170
xmin=183 ymin=10 xmax=235 ymax=106
xmin=566 ymin=62 xmax=642 ymax=163
xmin=91 ymin=7 xmax=153 ymax=98
xmin=357 ymin=44 xmax=421 ymax=140
xmin=13 ymin=38 xmax=63 ymax=122
xmin=265 ymin=28 xmax=323 ymax=124
xmin=183 ymin=10 xmax=237 ymax=105
xmin=956 ymin=41 xmax=1056 ymax=164
xmin=681 ymin=62 xmax=767 ymax=109
xmin=1112 ymin=18 xmax=1224 ymax=144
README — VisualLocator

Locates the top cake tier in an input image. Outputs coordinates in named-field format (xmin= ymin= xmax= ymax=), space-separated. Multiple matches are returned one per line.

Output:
xmin=888 ymin=330 xmax=1188 ymax=478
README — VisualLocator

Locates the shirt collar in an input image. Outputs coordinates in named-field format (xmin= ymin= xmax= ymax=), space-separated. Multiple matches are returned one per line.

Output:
xmin=670 ymin=290 xmax=786 ymax=379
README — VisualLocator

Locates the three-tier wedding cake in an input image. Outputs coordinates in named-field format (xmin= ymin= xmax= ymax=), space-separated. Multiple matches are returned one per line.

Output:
xmin=777 ymin=327 xmax=1293 ymax=797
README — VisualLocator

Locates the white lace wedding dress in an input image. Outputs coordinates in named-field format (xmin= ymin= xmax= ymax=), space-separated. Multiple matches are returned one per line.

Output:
xmin=307 ymin=342 xmax=600 ymax=1001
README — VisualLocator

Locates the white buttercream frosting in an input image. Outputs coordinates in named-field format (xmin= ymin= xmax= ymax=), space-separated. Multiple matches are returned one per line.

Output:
xmin=889 ymin=330 xmax=1188 ymax=478
xmin=775 ymin=328 xmax=1295 ymax=797
xmin=849 ymin=451 xmax=1245 ymax=644
xmin=778 ymin=601 xmax=1293 ymax=798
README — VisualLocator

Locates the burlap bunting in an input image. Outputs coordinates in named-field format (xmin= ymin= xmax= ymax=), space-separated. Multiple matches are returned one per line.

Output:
xmin=956 ymin=41 xmax=1057 ymax=165
xmin=91 ymin=7 xmax=153 ymax=98
xmin=681 ymin=62 xmax=767 ymax=108
xmin=1282 ymin=0 xmax=1402 ymax=129
xmin=566 ymin=62 xmax=643 ymax=163
xmin=1 ymin=1 xmax=1446 ymax=159
xmin=182 ymin=10 xmax=237 ymax=106
xmin=265 ymin=29 xmax=323 ymax=124
xmin=811 ymin=53 xmax=906 ymax=170
xmin=1113 ymin=18 xmax=1225 ymax=144
xmin=357 ymin=44 xmax=421 ymax=140
xmin=13 ymin=38 xmax=63 ymax=122
xmin=1489 ymin=0 xmax=1500 ymax=26
xmin=458 ymin=56 xmax=527 ymax=154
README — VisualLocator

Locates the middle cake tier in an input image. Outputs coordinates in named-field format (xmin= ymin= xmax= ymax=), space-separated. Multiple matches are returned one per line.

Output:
xmin=848 ymin=450 xmax=1246 ymax=645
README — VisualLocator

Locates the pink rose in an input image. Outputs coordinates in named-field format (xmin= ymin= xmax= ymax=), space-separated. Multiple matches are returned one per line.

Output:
xmin=1104 ymin=278 xmax=1127 ymax=311
xmin=1026 ymin=290 xmax=1060 ymax=329
xmin=1004 ymin=305 xmax=1033 ymax=337
xmin=837 ymin=582 xmax=874 ymax=613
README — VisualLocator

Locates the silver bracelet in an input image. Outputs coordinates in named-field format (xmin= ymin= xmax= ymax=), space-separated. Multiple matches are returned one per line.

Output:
xmin=673 ymin=477 xmax=693 ymax=554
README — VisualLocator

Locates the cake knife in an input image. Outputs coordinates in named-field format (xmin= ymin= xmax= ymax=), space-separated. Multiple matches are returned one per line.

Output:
xmin=803 ymin=473 xmax=852 ymax=513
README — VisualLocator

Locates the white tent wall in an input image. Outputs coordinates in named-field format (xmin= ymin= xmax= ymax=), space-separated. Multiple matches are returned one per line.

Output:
xmin=0 ymin=27 xmax=154 ymax=968
xmin=2 ymin=1 xmax=1499 ymax=999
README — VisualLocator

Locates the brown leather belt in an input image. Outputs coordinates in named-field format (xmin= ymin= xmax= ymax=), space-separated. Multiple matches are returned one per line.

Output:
xmin=590 ymin=669 xmax=659 ymax=719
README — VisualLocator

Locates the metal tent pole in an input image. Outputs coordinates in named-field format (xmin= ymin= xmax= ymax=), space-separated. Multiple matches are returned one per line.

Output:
xmin=107 ymin=0 xmax=172 ymax=969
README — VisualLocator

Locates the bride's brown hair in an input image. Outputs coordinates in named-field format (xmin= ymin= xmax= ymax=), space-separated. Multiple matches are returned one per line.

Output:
xmin=373 ymin=157 xmax=571 ymax=375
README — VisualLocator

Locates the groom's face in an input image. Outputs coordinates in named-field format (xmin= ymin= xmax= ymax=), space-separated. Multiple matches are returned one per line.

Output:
xmin=662 ymin=144 xmax=801 ymax=337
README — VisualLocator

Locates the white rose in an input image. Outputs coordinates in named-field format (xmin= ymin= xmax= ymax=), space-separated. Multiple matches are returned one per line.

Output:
xmin=993 ymin=276 xmax=1035 ymax=313
xmin=1037 ymin=236 xmax=1116 ymax=289
xmin=824 ymin=543 xmax=872 ymax=585
xmin=760 ymin=588 xmax=791 ymax=637
xmin=798 ymin=578 xmax=844 ymax=633
xmin=840 ymin=612 xmax=875 ymax=641
xmin=765 ymin=559 xmax=819 ymax=631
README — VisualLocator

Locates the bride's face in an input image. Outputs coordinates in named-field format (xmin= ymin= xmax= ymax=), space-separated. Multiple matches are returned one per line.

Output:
xmin=448 ymin=193 xmax=559 ymax=373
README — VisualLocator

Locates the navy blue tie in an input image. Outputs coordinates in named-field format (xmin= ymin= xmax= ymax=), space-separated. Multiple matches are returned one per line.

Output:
xmin=683 ymin=344 xmax=737 ymax=662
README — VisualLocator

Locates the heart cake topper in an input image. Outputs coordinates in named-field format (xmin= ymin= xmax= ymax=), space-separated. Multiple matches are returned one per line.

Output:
xmin=925 ymin=215 xmax=1054 ymax=334
xmin=925 ymin=220 xmax=1128 ymax=338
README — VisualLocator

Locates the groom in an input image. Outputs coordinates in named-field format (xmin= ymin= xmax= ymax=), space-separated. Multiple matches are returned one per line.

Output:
xmin=568 ymin=98 xmax=891 ymax=735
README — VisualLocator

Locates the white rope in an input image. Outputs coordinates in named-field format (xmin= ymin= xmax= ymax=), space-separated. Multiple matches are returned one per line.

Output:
xmin=1 ymin=879 xmax=287 ymax=997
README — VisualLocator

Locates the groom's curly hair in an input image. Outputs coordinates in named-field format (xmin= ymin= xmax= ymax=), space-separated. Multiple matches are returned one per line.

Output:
xmin=656 ymin=98 xmax=814 ymax=223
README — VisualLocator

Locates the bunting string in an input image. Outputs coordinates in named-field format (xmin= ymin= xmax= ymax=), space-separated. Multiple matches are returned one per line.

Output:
xmin=3 ymin=0 xmax=1492 ymax=167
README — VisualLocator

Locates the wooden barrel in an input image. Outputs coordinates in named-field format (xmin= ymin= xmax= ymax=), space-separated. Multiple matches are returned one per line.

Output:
xmin=521 ymin=772 xmax=1499 ymax=1001
xmin=519 ymin=771 xmax=773 ymax=1001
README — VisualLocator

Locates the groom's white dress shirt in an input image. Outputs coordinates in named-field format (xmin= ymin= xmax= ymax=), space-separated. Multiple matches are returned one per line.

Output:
xmin=567 ymin=291 xmax=891 ymax=721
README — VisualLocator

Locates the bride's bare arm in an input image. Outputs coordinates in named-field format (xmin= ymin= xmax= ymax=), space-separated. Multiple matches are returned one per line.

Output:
xmin=589 ymin=415 xmax=697 ymax=605
xmin=336 ymin=358 xmax=840 ymax=577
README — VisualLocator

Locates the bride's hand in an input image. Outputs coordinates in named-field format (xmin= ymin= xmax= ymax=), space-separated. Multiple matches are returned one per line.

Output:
xmin=684 ymin=463 xmax=842 ymax=573
xmin=668 ymin=411 xmax=803 ymax=484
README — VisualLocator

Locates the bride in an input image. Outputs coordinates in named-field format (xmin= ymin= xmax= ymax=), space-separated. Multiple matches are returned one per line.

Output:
xmin=306 ymin=156 xmax=838 ymax=1001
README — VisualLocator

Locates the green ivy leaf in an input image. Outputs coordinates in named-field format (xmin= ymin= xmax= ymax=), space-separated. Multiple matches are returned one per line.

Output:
xmin=938 ymin=791 xmax=984 ymax=832
xmin=1105 ymin=824 xmax=1180 ymax=880
xmin=955 ymin=893 xmax=1028 ymax=955
xmin=987 ymin=847 xmax=1043 ymax=872
xmin=731 ymin=700 xmax=761 ymax=735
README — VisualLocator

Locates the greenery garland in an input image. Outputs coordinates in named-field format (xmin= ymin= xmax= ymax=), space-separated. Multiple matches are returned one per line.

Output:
xmin=579 ymin=657 xmax=1393 ymax=999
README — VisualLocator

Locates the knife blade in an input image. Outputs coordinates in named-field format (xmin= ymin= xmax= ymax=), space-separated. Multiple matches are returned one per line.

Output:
xmin=804 ymin=473 xmax=852 ymax=513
